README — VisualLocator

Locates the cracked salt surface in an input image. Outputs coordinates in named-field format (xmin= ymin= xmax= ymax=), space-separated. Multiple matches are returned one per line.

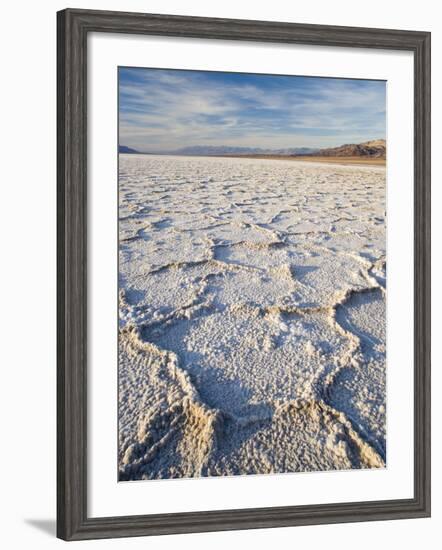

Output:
xmin=118 ymin=154 xmax=386 ymax=480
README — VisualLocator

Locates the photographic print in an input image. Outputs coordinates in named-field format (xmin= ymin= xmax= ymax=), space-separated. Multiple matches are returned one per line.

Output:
xmin=118 ymin=67 xmax=387 ymax=482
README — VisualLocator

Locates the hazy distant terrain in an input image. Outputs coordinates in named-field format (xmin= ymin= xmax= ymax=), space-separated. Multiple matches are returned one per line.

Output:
xmin=118 ymin=144 xmax=318 ymax=156
xmin=118 ymin=154 xmax=386 ymax=481
xmin=165 ymin=145 xmax=319 ymax=156
xmin=118 ymin=139 xmax=386 ymax=162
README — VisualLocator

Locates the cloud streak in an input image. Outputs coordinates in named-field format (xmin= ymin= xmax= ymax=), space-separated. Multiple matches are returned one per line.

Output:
xmin=119 ymin=67 xmax=386 ymax=151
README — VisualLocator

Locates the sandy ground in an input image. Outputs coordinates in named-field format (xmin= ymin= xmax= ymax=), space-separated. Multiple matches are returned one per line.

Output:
xmin=118 ymin=154 xmax=386 ymax=481
xmin=217 ymin=155 xmax=386 ymax=166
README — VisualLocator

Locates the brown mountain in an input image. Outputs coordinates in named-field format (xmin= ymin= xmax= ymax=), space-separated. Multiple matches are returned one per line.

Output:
xmin=314 ymin=139 xmax=386 ymax=158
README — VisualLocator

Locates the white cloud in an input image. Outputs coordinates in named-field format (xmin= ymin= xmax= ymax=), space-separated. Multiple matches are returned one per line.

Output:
xmin=119 ymin=69 xmax=386 ymax=151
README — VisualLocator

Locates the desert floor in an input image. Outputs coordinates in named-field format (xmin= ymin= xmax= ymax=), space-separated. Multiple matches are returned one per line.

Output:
xmin=217 ymin=155 xmax=386 ymax=166
xmin=118 ymin=154 xmax=386 ymax=481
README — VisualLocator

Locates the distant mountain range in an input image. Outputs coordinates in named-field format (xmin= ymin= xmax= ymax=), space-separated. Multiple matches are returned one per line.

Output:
xmin=119 ymin=144 xmax=318 ymax=156
xmin=118 ymin=139 xmax=386 ymax=158
xmin=165 ymin=145 xmax=319 ymax=156
xmin=312 ymin=139 xmax=386 ymax=159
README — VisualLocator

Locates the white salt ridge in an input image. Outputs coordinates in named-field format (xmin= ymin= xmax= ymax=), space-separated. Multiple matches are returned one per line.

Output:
xmin=118 ymin=154 xmax=386 ymax=480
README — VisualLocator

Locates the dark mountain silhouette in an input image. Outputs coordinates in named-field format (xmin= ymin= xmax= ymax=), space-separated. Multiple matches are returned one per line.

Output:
xmin=119 ymin=145 xmax=140 ymax=154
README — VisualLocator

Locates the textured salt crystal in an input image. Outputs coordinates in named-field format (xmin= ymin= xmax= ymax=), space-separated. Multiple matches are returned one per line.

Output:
xmin=118 ymin=155 xmax=386 ymax=480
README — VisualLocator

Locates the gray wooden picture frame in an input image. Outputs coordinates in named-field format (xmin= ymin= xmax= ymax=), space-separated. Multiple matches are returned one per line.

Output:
xmin=57 ymin=8 xmax=431 ymax=541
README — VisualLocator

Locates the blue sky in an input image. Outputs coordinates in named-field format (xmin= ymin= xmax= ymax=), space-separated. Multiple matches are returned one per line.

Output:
xmin=119 ymin=67 xmax=386 ymax=152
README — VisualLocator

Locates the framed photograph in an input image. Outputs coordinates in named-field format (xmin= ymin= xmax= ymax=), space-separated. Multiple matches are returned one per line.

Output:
xmin=57 ymin=8 xmax=431 ymax=541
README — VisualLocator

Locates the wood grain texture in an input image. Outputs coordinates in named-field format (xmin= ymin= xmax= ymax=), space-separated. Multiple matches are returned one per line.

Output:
xmin=56 ymin=8 xmax=431 ymax=541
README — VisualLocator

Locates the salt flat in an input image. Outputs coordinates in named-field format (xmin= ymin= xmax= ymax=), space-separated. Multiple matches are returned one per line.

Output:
xmin=118 ymin=154 xmax=386 ymax=480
